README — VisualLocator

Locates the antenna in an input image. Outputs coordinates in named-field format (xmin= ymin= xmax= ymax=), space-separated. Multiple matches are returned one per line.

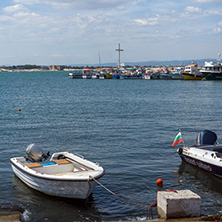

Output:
xmin=218 ymin=53 xmax=221 ymax=62
xmin=115 ymin=43 xmax=124 ymax=68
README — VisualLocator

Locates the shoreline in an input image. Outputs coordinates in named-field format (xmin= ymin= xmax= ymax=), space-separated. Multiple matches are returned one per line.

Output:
xmin=1 ymin=211 xmax=221 ymax=222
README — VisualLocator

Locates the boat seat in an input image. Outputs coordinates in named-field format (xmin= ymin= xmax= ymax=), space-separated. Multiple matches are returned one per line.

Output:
xmin=53 ymin=159 xmax=71 ymax=165
xmin=25 ymin=160 xmax=71 ymax=168
xmin=25 ymin=163 xmax=43 ymax=168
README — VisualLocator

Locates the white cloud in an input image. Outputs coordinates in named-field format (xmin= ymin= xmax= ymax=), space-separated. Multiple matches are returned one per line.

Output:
xmin=49 ymin=0 xmax=129 ymax=8
xmin=180 ymin=6 xmax=203 ymax=18
xmin=0 ymin=15 xmax=12 ymax=22
xmin=134 ymin=19 xmax=149 ymax=25
xmin=185 ymin=6 xmax=202 ymax=14
xmin=134 ymin=16 xmax=160 ymax=26
xmin=14 ymin=12 xmax=39 ymax=18
xmin=195 ymin=0 xmax=222 ymax=4
xmin=14 ymin=0 xmax=41 ymax=3
xmin=206 ymin=10 xmax=221 ymax=15
xmin=132 ymin=0 xmax=145 ymax=5
xmin=47 ymin=28 xmax=61 ymax=34
xmin=50 ymin=54 xmax=65 ymax=57
xmin=3 ymin=4 xmax=29 ymax=13
xmin=214 ymin=27 xmax=222 ymax=33
xmin=0 ymin=0 xmax=220 ymax=65
xmin=134 ymin=13 xmax=178 ymax=27
xmin=13 ymin=0 xmax=132 ymax=10
xmin=196 ymin=0 xmax=212 ymax=2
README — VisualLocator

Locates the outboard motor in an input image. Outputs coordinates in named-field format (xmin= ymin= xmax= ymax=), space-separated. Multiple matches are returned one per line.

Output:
xmin=196 ymin=130 xmax=217 ymax=146
xmin=26 ymin=144 xmax=50 ymax=162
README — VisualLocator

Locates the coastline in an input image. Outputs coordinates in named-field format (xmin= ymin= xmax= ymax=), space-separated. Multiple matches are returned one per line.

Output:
xmin=1 ymin=211 xmax=221 ymax=222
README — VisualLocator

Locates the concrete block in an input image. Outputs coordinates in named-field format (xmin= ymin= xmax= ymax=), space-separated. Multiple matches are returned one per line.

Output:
xmin=157 ymin=190 xmax=201 ymax=219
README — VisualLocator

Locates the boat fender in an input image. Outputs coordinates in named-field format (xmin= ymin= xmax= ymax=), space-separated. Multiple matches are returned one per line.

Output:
xmin=177 ymin=148 xmax=183 ymax=154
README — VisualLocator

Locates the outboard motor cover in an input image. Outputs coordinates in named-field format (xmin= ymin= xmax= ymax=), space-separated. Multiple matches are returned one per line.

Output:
xmin=196 ymin=130 xmax=217 ymax=146
xmin=26 ymin=144 xmax=48 ymax=162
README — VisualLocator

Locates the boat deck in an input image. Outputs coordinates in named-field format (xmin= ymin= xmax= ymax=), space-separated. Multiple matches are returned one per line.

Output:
xmin=16 ymin=157 xmax=90 ymax=176
xmin=24 ymin=159 xmax=71 ymax=168
xmin=192 ymin=145 xmax=222 ymax=152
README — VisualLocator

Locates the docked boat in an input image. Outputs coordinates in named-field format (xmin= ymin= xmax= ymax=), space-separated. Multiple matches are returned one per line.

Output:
xmin=159 ymin=67 xmax=172 ymax=79
xmin=181 ymin=64 xmax=203 ymax=80
xmin=99 ymin=74 xmax=105 ymax=79
xmin=143 ymin=71 xmax=160 ymax=80
xmin=92 ymin=73 xmax=99 ymax=79
xmin=112 ymin=74 xmax=124 ymax=79
xmin=200 ymin=61 xmax=222 ymax=80
xmin=169 ymin=67 xmax=184 ymax=80
xmin=105 ymin=73 xmax=112 ymax=79
xmin=143 ymin=73 xmax=152 ymax=80
xmin=82 ymin=68 xmax=93 ymax=79
xmin=177 ymin=130 xmax=222 ymax=178
xmin=68 ymin=71 xmax=83 ymax=79
xmin=82 ymin=74 xmax=92 ymax=79
xmin=10 ymin=144 xmax=105 ymax=199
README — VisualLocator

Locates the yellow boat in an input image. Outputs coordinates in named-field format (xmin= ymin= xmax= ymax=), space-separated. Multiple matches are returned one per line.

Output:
xmin=182 ymin=64 xmax=203 ymax=80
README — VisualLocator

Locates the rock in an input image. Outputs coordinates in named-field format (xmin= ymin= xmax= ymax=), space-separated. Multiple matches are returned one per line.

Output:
xmin=0 ymin=211 xmax=21 ymax=221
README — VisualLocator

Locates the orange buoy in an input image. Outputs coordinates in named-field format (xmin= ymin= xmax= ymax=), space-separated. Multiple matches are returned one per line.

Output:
xmin=18 ymin=108 xmax=21 ymax=111
xmin=156 ymin=178 xmax=163 ymax=185
xmin=156 ymin=178 xmax=163 ymax=189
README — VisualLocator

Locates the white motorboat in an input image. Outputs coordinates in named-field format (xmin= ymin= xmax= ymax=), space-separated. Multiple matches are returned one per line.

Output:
xmin=10 ymin=144 xmax=105 ymax=199
xmin=200 ymin=61 xmax=222 ymax=80
xmin=177 ymin=130 xmax=222 ymax=178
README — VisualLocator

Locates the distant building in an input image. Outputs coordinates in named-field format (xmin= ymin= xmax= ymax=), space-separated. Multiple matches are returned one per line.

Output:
xmin=49 ymin=65 xmax=65 ymax=70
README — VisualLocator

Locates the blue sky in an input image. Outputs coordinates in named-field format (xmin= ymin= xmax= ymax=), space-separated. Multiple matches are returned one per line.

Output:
xmin=0 ymin=0 xmax=222 ymax=65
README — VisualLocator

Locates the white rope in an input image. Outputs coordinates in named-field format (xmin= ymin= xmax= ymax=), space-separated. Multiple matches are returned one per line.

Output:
xmin=90 ymin=176 xmax=154 ymax=219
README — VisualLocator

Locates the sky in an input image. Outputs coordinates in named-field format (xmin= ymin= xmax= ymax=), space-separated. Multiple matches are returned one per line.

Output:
xmin=0 ymin=0 xmax=222 ymax=65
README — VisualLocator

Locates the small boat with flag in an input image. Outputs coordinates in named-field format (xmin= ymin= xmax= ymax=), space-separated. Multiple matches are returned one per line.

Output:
xmin=10 ymin=144 xmax=105 ymax=199
xmin=173 ymin=130 xmax=222 ymax=178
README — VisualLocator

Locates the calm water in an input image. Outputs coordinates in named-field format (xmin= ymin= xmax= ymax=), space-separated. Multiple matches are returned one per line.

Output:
xmin=0 ymin=71 xmax=222 ymax=221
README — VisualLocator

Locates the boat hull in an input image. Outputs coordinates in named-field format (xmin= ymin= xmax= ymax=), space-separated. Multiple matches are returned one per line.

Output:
xmin=182 ymin=74 xmax=203 ymax=80
xmin=82 ymin=75 xmax=92 ymax=79
xmin=10 ymin=152 xmax=105 ymax=199
xmin=201 ymin=71 xmax=222 ymax=80
xmin=11 ymin=163 xmax=100 ymax=199
xmin=170 ymin=74 xmax=184 ymax=80
xmin=178 ymin=151 xmax=222 ymax=178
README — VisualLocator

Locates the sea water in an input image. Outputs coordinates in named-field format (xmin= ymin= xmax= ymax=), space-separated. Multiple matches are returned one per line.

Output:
xmin=0 ymin=71 xmax=222 ymax=221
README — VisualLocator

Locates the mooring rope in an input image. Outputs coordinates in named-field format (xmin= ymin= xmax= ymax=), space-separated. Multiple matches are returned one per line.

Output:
xmin=90 ymin=176 xmax=154 ymax=219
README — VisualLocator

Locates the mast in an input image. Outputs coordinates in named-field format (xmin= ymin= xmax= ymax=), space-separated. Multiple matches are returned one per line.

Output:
xmin=115 ymin=43 xmax=124 ymax=68
xmin=218 ymin=53 xmax=221 ymax=63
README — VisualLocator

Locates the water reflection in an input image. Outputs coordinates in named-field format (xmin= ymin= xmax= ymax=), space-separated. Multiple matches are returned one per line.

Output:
xmin=12 ymin=176 xmax=103 ymax=222
xmin=178 ymin=161 xmax=222 ymax=194
xmin=177 ymin=161 xmax=222 ymax=216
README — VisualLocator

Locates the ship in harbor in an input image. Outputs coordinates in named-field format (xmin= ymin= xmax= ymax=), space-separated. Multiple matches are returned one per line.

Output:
xmin=177 ymin=130 xmax=222 ymax=178
xmin=200 ymin=61 xmax=222 ymax=80
xmin=181 ymin=63 xmax=203 ymax=80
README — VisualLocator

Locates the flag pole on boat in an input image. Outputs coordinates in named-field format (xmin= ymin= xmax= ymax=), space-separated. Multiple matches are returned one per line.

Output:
xmin=179 ymin=129 xmax=185 ymax=147
xmin=172 ymin=129 xmax=185 ymax=148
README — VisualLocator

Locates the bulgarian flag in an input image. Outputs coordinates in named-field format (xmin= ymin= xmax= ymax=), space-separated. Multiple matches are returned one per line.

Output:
xmin=172 ymin=132 xmax=183 ymax=148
